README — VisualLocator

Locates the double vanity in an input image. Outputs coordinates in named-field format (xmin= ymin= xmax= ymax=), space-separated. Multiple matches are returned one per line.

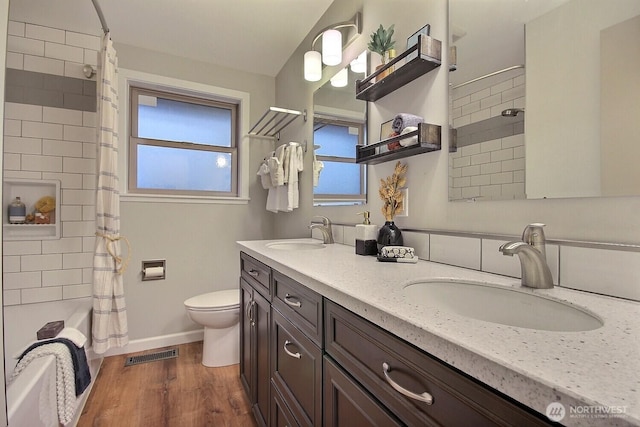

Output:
xmin=237 ymin=238 xmax=639 ymax=426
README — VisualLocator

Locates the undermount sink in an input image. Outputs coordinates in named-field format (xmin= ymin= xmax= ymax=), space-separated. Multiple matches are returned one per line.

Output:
xmin=403 ymin=280 xmax=603 ymax=332
xmin=266 ymin=241 xmax=325 ymax=251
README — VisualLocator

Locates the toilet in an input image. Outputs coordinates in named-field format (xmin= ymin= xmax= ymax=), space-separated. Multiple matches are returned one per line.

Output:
xmin=184 ymin=289 xmax=240 ymax=367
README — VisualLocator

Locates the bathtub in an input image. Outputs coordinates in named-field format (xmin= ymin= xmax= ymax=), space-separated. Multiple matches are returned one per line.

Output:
xmin=5 ymin=298 xmax=102 ymax=427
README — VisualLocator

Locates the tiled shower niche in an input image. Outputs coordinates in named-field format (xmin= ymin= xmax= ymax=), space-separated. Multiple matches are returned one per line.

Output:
xmin=3 ymin=178 xmax=60 ymax=240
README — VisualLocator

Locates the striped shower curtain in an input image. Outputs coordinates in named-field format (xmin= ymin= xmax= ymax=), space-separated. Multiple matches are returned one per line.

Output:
xmin=92 ymin=33 xmax=129 ymax=354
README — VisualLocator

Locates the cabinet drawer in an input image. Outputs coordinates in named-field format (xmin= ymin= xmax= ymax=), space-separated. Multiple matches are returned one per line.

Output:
xmin=324 ymin=355 xmax=403 ymax=427
xmin=272 ymin=309 xmax=322 ymax=427
xmin=273 ymin=270 xmax=323 ymax=346
xmin=241 ymin=252 xmax=271 ymax=299
xmin=271 ymin=380 xmax=300 ymax=427
xmin=325 ymin=300 xmax=552 ymax=427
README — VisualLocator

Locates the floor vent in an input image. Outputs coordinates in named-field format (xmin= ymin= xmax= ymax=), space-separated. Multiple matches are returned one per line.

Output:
xmin=125 ymin=348 xmax=178 ymax=367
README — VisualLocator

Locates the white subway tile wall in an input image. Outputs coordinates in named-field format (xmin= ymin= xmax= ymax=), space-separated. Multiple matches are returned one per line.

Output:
xmin=7 ymin=22 xmax=100 ymax=80
xmin=3 ymin=21 xmax=100 ymax=306
xmin=450 ymin=71 xmax=526 ymax=201
xmin=430 ymin=234 xmax=481 ymax=270
xmin=560 ymin=246 xmax=640 ymax=301
xmin=401 ymin=231 xmax=430 ymax=260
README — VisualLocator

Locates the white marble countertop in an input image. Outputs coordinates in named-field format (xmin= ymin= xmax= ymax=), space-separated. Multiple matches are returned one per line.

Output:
xmin=238 ymin=239 xmax=640 ymax=427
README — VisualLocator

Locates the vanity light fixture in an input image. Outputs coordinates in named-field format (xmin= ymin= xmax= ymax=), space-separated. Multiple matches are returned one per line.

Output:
xmin=350 ymin=51 xmax=367 ymax=73
xmin=304 ymin=12 xmax=362 ymax=82
xmin=330 ymin=68 xmax=348 ymax=87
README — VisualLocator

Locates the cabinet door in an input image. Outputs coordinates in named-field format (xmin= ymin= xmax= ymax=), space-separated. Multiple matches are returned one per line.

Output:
xmin=254 ymin=289 xmax=271 ymax=427
xmin=324 ymin=355 xmax=403 ymax=427
xmin=240 ymin=278 xmax=271 ymax=427
xmin=240 ymin=278 xmax=254 ymax=401
xmin=271 ymin=309 xmax=322 ymax=427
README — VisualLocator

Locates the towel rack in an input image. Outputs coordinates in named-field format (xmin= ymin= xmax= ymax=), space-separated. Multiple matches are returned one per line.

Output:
xmin=248 ymin=107 xmax=306 ymax=140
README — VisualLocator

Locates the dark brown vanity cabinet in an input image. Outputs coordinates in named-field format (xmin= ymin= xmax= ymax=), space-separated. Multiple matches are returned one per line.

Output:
xmin=239 ymin=252 xmax=552 ymax=427
xmin=240 ymin=253 xmax=272 ymax=427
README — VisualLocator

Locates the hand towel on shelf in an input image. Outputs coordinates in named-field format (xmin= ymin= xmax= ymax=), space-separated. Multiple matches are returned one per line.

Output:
xmin=391 ymin=113 xmax=423 ymax=134
xmin=399 ymin=126 xmax=419 ymax=147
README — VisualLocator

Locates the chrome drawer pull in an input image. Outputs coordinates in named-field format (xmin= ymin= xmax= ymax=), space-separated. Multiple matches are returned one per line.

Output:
xmin=382 ymin=362 xmax=433 ymax=405
xmin=284 ymin=294 xmax=302 ymax=308
xmin=283 ymin=340 xmax=302 ymax=359
xmin=245 ymin=301 xmax=252 ymax=320
xmin=247 ymin=269 xmax=260 ymax=277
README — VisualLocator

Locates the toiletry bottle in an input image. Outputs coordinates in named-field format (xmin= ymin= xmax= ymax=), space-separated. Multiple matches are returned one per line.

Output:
xmin=8 ymin=196 xmax=26 ymax=224
xmin=355 ymin=211 xmax=379 ymax=256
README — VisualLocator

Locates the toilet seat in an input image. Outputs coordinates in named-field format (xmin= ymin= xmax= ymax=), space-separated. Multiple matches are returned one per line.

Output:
xmin=184 ymin=289 xmax=240 ymax=312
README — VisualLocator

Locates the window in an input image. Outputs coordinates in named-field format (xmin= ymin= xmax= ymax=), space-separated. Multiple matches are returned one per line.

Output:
xmin=313 ymin=117 xmax=366 ymax=205
xmin=129 ymin=86 xmax=238 ymax=196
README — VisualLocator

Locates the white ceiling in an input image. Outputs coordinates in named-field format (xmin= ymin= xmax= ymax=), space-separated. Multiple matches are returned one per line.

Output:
xmin=9 ymin=0 xmax=335 ymax=77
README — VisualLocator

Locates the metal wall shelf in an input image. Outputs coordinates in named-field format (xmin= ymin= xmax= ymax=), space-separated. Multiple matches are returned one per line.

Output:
xmin=356 ymin=122 xmax=441 ymax=165
xmin=248 ymin=107 xmax=305 ymax=140
xmin=356 ymin=34 xmax=442 ymax=102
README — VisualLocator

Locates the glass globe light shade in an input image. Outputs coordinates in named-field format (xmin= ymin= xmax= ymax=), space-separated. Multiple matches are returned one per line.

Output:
xmin=350 ymin=51 xmax=367 ymax=73
xmin=322 ymin=29 xmax=342 ymax=66
xmin=304 ymin=51 xmax=322 ymax=81
xmin=330 ymin=68 xmax=348 ymax=88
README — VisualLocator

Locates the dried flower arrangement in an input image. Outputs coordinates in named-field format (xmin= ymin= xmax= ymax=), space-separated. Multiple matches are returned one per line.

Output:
xmin=379 ymin=161 xmax=407 ymax=221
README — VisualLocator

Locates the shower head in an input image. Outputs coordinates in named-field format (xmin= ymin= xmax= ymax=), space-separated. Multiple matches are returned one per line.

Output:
xmin=501 ymin=108 xmax=525 ymax=117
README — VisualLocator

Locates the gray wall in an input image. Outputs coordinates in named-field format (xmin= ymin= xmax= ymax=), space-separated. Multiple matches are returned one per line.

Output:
xmin=113 ymin=43 xmax=278 ymax=340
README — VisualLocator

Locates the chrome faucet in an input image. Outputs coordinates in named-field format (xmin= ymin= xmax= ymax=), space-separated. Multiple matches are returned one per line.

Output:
xmin=499 ymin=223 xmax=553 ymax=289
xmin=309 ymin=216 xmax=334 ymax=244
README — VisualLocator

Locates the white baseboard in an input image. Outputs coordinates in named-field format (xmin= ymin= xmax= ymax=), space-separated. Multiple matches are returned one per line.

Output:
xmin=91 ymin=329 xmax=204 ymax=358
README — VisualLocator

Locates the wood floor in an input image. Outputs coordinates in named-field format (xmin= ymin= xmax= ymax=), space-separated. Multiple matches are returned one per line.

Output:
xmin=78 ymin=341 xmax=258 ymax=427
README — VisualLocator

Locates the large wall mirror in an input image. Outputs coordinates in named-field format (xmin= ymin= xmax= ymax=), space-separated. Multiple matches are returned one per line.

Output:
xmin=312 ymin=59 xmax=367 ymax=206
xmin=449 ymin=0 xmax=640 ymax=201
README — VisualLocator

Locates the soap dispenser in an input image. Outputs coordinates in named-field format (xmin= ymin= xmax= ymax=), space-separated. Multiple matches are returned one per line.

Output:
xmin=8 ymin=196 xmax=26 ymax=224
xmin=355 ymin=211 xmax=378 ymax=256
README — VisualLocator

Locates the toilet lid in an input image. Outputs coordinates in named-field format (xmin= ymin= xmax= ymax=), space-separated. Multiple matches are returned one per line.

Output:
xmin=184 ymin=289 xmax=240 ymax=310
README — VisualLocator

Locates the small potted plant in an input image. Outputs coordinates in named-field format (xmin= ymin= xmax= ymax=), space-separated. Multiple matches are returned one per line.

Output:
xmin=368 ymin=24 xmax=396 ymax=81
